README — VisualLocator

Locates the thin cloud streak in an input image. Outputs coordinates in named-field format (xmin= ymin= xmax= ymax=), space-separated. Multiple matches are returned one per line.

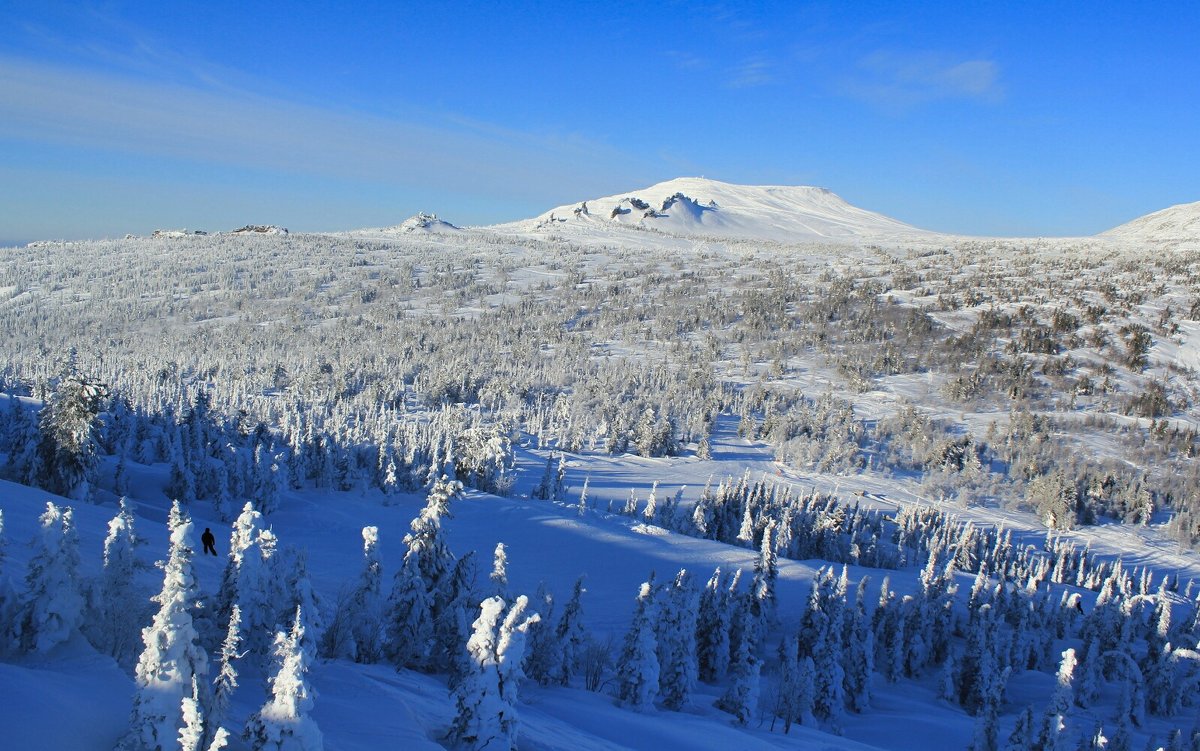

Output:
xmin=838 ymin=51 xmax=1003 ymax=110
xmin=0 ymin=56 xmax=644 ymax=206
xmin=726 ymin=56 xmax=776 ymax=88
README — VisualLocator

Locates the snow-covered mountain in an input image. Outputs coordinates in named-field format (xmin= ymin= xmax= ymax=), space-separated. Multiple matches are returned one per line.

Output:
xmin=341 ymin=212 xmax=462 ymax=240
xmin=1101 ymin=200 xmax=1200 ymax=243
xmin=501 ymin=177 xmax=936 ymax=243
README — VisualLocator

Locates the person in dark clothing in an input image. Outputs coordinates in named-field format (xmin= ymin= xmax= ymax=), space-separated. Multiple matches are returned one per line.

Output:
xmin=201 ymin=527 xmax=218 ymax=556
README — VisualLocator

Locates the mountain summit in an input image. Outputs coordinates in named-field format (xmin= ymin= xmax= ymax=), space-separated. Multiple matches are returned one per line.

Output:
xmin=521 ymin=177 xmax=934 ymax=242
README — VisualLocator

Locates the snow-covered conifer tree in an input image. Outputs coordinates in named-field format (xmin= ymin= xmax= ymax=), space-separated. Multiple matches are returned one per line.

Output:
xmin=577 ymin=475 xmax=590 ymax=516
xmin=1075 ymin=722 xmax=1107 ymax=751
xmin=844 ymin=575 xmax=874 ymax=712
xmin=121 ymin=507 xmax=209 ymax=751
xmin=716 ymin=613 xmax=759 ymax=726
xmin=384 ymin=555 xmax=434 ymax=670
xmin=281 ymin=549 xmax=323 ymax=660
xmin=968 ymin=703 xmax=1000 ymax=751
xmin=215 ymin=502 xmax=262 ymax=632
xmin=346 ymin=526 xmax=384 ymax=662
xmin=524 ymin=583 xmax=562 ymax=687
xmin=490 ymin=542 xmax=509 ymax=601
xmin=36 ymin=361 xmax=106 ymax=500
xmin=642 ymin=481 xmax=659 ymax=524
xmin=656 ymin=569 xmax=698 ymax=710
xmin=1005 ymin=705 xmax=1035 ymax=751
xmin=449 ymin=595 xmax=539 ymax=751
xmin=208 ymin=604 xmax=241 ymax=750
xmin=1035 ymin=648 xmax=1077 ymax=751
xmin=89 ymin=498 xmax=143 ymax=664
xmin=244 ymin=607 xmax=323 ymax=751
xmin=439 ymin=551 xmax=479 ymax=683
xmin=20 ymin=501 xmax=84 ymax=653
xmin=751 ymin=520 xmax=778 ymax=627
xmin=697 ymin=568 xmax=731 ymax=683
xmin=554 ymin=576 xmax=587 ymax=686
xmin=166 ymin=427 xmax=198 ymax=509
xmin=552 ymin=453 xmax=567 ymax=504
xmin=399 ymin=476 xmax=462 ymax=670
xmin=616 ymin=578 xmax=660 ymax=710
xmin=179 ymin=675 xmax=208 ymax=751
xmin=530 ymin=456 xmax=554 ymax=500
xmin=771 ymin=635 xmax=799 ymax=732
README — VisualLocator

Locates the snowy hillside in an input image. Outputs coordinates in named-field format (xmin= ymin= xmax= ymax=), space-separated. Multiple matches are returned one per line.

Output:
xmin=1101 ymin=200 xmax=1200 ymax=245
xmin=3 ymin=192 xmax=1200 ymax=751
xmin=497 ymin=177 xmax=937 ymax=243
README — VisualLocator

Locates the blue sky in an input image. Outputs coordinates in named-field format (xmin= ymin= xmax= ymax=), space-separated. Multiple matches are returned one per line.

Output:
xmin=1 ymin=1 xmax=1197 ymax=243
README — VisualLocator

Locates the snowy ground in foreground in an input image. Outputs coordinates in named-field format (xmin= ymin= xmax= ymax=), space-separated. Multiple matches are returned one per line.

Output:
xmin=3 ymin=407 xmax=1200 ymax=751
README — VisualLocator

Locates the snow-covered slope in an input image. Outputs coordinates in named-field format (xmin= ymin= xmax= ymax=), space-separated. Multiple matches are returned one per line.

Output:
xmin=1101 ymin=200 xmax=1200 ymax=243
xmin=498 ymin=177 xmax=936 ymax=243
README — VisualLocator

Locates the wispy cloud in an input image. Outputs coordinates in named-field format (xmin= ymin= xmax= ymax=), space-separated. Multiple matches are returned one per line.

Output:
xmin=839 ymin=51 xmax=1003 ymax=110
xmin=0 ymin=55 xmax=643 ymax=205
xmin=726 ymin=56 xmax=776 ymax=88
xmin=664 ymin=50 xmax=709 ymax=72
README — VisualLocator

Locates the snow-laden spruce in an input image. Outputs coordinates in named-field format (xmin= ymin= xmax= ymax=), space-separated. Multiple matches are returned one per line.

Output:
xmin=449 ymin=595 xmax=539 ymax=751
xmin=120 ymin=502 xmax=209 ymax=751
xmin=35 ymin=357 xmax=106 ymax=501
xmin=20 ymin=501 xmax=84 ymax=653
xmin=244 ymin=606 xmax=322 ymax=751
xmin=616 ymin=576 xmax=660 ymax=711
xmin=86 ymin=497 xmax=144 ymax=666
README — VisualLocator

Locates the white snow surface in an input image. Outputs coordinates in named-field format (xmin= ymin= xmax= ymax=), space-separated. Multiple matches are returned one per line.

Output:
xmin=1101 ymin=199 xmax=1200 ymax=244
xmin=495 ymin=177 xmax=938 ymax=243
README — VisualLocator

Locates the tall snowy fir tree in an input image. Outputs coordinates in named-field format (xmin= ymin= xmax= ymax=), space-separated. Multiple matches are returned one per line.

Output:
xmin=1035 ymin=648 xmax=1077 ymax=751
xmin=554 ymin=576 xmax=587 ymax=687
xmin=403 ymin=476 xmax=463 ymax=671
xmin=750 ymin=519 xmax=779 ymax=627
xmin=208 ymin=604 xmax=242 ymax=751
xmin=523 ymin=582 xmax=562 ymax=687
xmin=244 ymin=607 xmax=323 ymax=751
xmin=215 ymin=502 xmax=264 ymax=633
xmin=345 ymin=525 xmax=384 ymax=663
xmin=20 ymin=501 xmax=84 ymax=653
xmin=844 ymin=575 xmax=874 ymax=713
xmin=716 ymin=605 xmax=760 ymax=726
xmin=616 ymin=578 xmax=660 ymax=711
xmin=88 ymin=498 xmax=143 ymax=665
xmin=656 ymin=569 xmax=699 ymax=710
xmin=121 ymin=503 xmax=210 ymax=751
xmin=697 ymin=568 xmax=732 ymax=683
xmin=36 ymin=358 xmax=106 ymax=500
xmin=384 ymin=554 xmax=435 ymax=669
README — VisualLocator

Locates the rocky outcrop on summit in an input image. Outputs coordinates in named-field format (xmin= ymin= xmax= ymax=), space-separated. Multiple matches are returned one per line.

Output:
xmin=231 ymin=225 xmax=289 ymax=235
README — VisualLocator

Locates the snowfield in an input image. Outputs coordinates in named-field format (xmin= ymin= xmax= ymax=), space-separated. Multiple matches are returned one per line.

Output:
xmin=1 ymin=180 xmax=1200 ymax=751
